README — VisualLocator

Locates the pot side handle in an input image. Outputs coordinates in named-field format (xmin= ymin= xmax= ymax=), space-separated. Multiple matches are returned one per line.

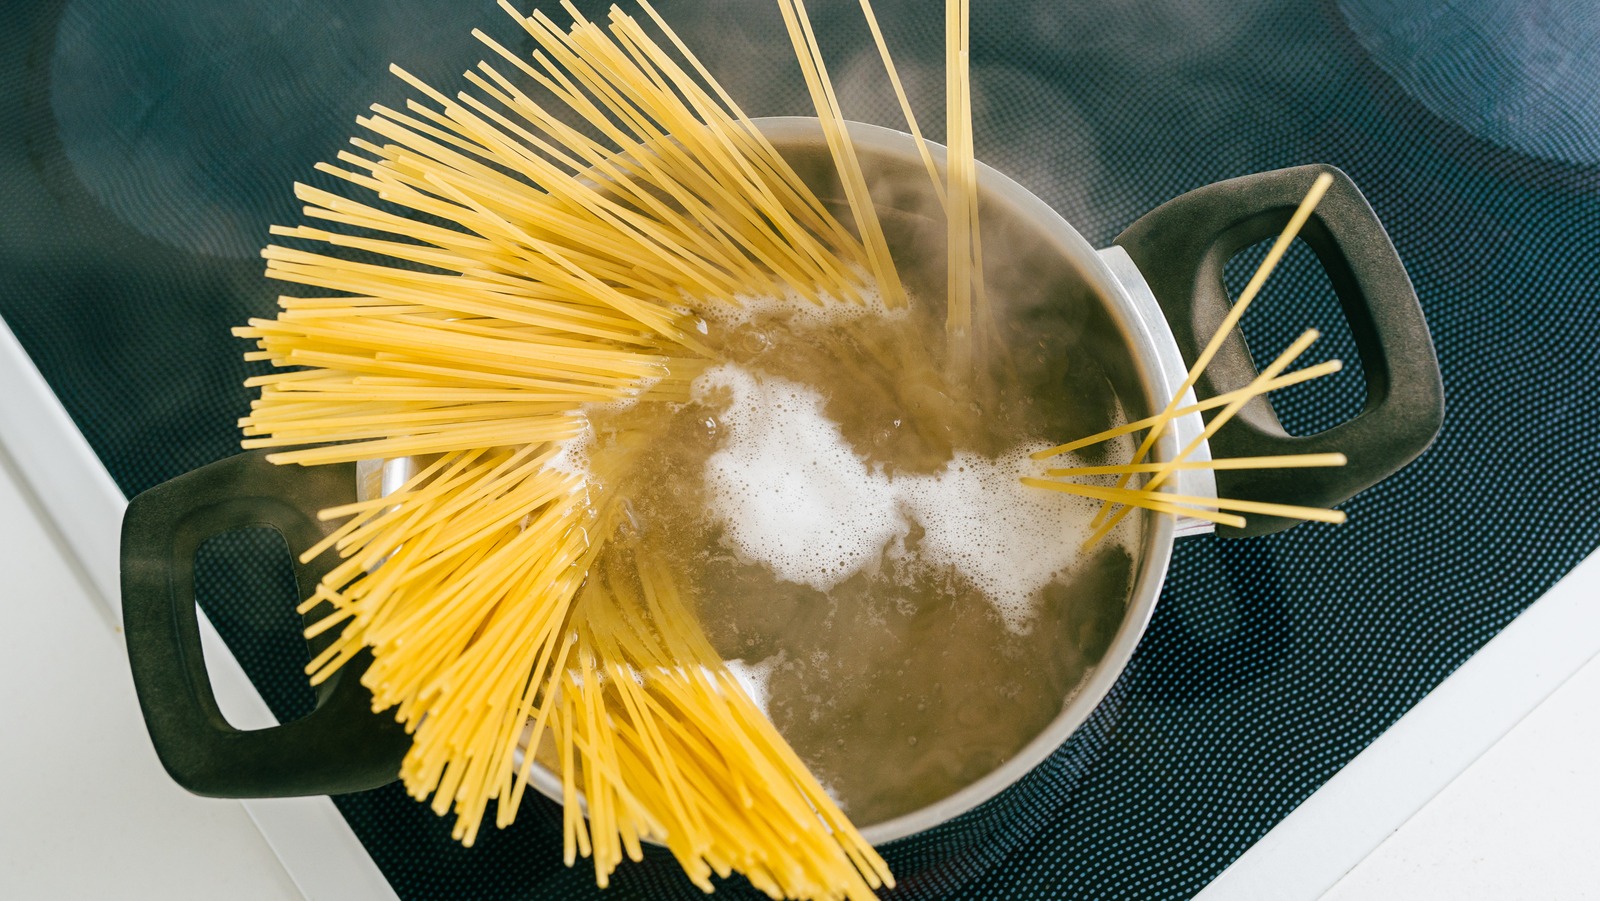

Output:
xmin=1114 ymin=164 xmax=1444 ymax=538
xmin=121 ymin=449 xmax=409 ymax=797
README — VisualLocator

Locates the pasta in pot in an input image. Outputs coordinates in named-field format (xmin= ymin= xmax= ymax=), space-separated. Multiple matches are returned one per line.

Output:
xmin=233 ymin=1 xmax=1349 ymax=897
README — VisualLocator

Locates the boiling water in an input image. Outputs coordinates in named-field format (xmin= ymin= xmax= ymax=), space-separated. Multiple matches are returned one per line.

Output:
xmin=571 ymin=286 xmax=1140 ymax=826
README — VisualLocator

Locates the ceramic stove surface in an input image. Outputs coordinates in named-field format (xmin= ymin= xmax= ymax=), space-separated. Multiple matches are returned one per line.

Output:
xmin=3 ymin=0 xmax=1598 ymax=898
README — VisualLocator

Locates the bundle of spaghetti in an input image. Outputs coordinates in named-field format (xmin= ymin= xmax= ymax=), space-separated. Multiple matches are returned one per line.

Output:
xmin=295 ymin=442 xmax=612 ymax=847
xmin=1028 ymin=360 xmax=1344 ymax=458
xmin=237 ymin=0 xmax=883 ymax=466
xmin=846 ymin=0 xmax=989 ymax=378
xmin=1027 ymin=173 xmax=1351 ymax=539
xmin=538 ymin=546 xmax=893 ymax=900
xmin=231 ymin=2 xmax=918 ymax=894
xmin=773 ymin=0 xmax=906 ymax=310
xmin=942 ymin=0 xmax=988 ymax=375
xmin=1026 ymin=348 xmax=1351 ymax=539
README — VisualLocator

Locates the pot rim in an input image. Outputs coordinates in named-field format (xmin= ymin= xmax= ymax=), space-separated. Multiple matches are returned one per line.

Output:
xmin=370 ymin=116 xmax=1190 ymax=848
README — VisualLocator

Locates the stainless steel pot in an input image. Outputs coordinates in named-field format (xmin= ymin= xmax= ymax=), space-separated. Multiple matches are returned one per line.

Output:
xmin=121 ymin=118 xmax=1443 ymax=842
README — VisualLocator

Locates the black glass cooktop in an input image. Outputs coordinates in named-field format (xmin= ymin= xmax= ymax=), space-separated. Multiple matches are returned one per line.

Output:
xmin=4 ymin=0 xmax=1598 ymax=897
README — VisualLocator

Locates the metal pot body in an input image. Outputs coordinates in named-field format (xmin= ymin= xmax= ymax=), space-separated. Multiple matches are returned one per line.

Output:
xmin=121 ymin=118 xmax=1443 ymax=846
xmin=451 ymin=118 xmax=1210 ymax=844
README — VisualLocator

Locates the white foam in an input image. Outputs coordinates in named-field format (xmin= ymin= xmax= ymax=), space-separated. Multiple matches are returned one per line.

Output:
xmin=706 ymin=280 xmax=905 ymax=331
xmin=695 ymin=365 xmax=906 ymax=591
xmin=544 ymin=414 xmax=595 ymax=480
xmin=898 ymin=447 xmax=1100 ymax=629
xmin=694 ymin=363 xmax=1115 ymax=631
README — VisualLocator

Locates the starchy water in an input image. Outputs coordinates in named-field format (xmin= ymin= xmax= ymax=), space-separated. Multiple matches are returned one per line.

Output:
xmin=565 ymin=283 xmax=1141 ymax=825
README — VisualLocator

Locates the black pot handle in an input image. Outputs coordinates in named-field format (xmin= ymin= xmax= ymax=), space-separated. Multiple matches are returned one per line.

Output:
xmin=121 ymin=450 xmax=410 ymax=797
xmin=1114 ymin=164 xmax=1444 ymax=538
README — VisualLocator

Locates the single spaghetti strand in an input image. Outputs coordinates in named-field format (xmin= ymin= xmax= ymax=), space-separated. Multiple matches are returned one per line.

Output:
xmin=856 ymin=0 xmax=946 ymax=210
xmin=1030 ymin=359 xmax=1343 ymax=458
xmin=1019 ymin=478 xmax=1248 ymax=528
xmin=943 ymin=0 xmax=971 ymax=373
xmin=1045 ymin=452 xmax=1347 ymax=476
xmin=1034 ymin=480 xmax=1347 ymax=525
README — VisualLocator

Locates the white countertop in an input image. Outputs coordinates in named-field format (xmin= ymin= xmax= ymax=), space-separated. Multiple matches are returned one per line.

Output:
xmin=1 ymin=313 xmax=1596 ymax=898
xmin=0 ymin=445 xmax=299 ymax=900
xmin=1326 ymin=642 xmax=1600 ymax=900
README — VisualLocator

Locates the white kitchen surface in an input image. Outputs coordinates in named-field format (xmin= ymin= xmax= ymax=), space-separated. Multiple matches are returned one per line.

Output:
xmin=1324 ymin=645 xmax=1600 ymax=900
xmin=0 ymin=445 xmax=298 ymax=900
xmin=1197 ymin=547 xmax=1600 ymax=901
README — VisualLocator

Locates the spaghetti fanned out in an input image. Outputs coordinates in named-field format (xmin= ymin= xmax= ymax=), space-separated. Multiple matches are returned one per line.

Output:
xmin=555 ymin=547 xmax=889 ymax=896
xmin=237 ymin=1 xmax=901 ymax=897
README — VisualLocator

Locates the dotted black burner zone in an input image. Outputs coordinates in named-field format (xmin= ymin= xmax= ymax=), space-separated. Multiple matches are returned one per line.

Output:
xmin=5 ymin=0 xmax=1598 ymax=898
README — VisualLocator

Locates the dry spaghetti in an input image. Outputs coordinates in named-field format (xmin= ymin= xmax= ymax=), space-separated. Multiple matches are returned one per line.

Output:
xmin=237 ymin=2 xmax=905 ymax=898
